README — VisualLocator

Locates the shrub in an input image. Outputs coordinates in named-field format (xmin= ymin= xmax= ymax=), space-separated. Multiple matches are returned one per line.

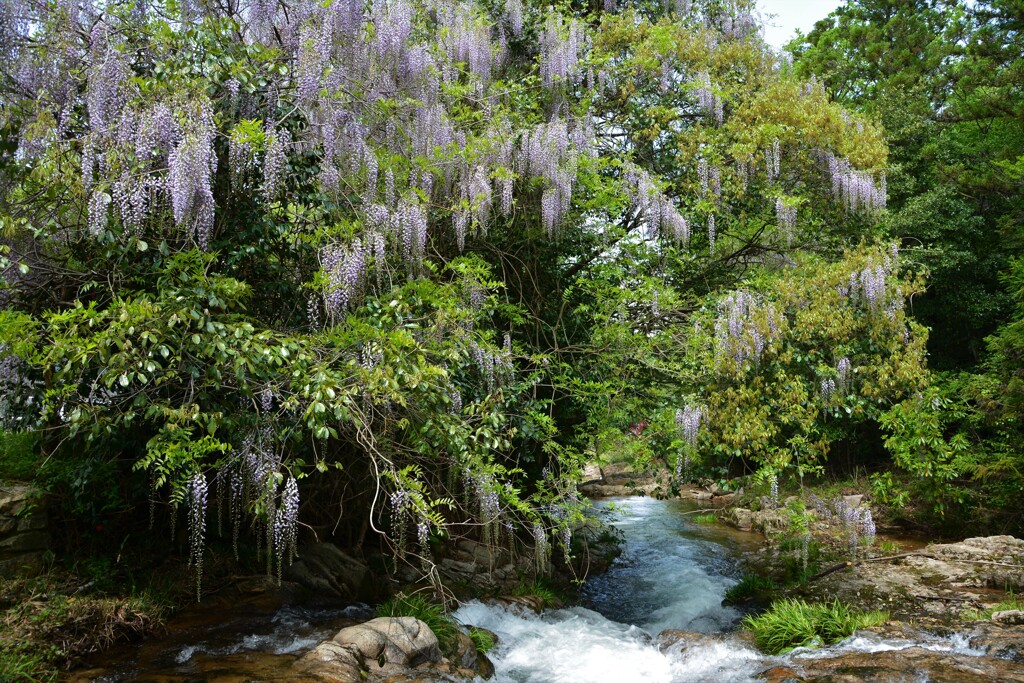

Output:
xmin=0 ymin=430 xmax=40 ymax=483
xmin=742 ymin=598 xmax=888 ymax=654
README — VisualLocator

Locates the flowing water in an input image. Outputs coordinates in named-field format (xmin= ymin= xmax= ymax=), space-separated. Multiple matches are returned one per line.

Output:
xmin=453 ymin=496 xmax=767 ymax=683
xmin=452 ymin=496 xmax=1001 ymax=683
xmin=76 ymin=496 xmax=1015 ymax=682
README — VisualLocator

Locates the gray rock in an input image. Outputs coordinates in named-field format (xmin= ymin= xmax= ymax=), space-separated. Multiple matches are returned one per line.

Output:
xmin=0 ymin=530 xmax=49 ymax=553
xmin=725 ymin=508 xmax=753 ymax=531
xmin=757 ymin=644 xmax=1024 ymax=682
xmin=992 ymin=609 xmax=1024 ymax=625
xmin=969 ymin=621 xmax=1024 ymax=662
xmin=284 ymin=543 xmax=373 ymax=600
xmin=750 ymin=509 xmax=789 ymax=535
xmin=927 ymin=535 xmax=1024 ymax=590
xmin=843 ymin=494 xmax=864 ymax=508
xmin=292 ymin=640 xmax=363 ymax=682
xmin=0 ymin=486 xmax=37 ymax=516
xmin=581 ymin=463 xmax=603 ymax=486
xmin=600 ymin=462 xmax=634 ymax=486
xmin=333 ymin=617 xmax=441 ymax=672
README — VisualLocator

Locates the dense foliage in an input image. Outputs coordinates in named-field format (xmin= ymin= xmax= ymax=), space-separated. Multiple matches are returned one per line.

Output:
xmin=793 ymin=0 xmax=1024 ymax=528
xmin=0 ymin=0 xmax=1020 ymax=593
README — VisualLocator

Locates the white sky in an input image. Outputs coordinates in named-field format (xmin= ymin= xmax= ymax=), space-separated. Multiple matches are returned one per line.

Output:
xmin=758 ymin=0 xmax=846 ymax=49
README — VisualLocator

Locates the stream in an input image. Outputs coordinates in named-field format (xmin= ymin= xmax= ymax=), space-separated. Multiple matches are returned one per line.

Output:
xmin=452 ymin=496 xmax=998 ymax=683
xmin=74 ymin=496 xmax=1016 ymax=682
xmin=454 ymin=496 xmax=763 ymax=682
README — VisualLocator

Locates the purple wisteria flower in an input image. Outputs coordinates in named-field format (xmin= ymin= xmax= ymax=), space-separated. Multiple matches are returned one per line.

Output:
xmin=187 ymin=472 xmax=208 ymax=597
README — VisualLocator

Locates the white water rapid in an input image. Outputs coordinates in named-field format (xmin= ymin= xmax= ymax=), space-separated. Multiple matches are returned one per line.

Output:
xmin=453 ymin=496 xmax=766 ymax=683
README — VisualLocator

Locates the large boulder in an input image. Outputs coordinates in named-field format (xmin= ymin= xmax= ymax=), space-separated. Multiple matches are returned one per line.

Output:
xmin=292 ymin=641 xmax=363 ymax=682
xmin=284 ymin=543 xmax=375 ymax=600
xmin=925 ymin=536 xmax=1024 ymax=591
xmin=0 ymin=485 xmax=49 ymax=578
xmin=451 ymin=631 xmax=495 ymax=678
xmin=333 ymin=617 xmax=441 ymax=673
xmin=722 ymin=507 xmax=788 ymax=535
xmin=969 ymin=621 xmax=1024 ymax=662
xmin=757 ymin=645 xmax=1024 ymax=682
xmin=993 ymin=610 xmax=1024 ymax=626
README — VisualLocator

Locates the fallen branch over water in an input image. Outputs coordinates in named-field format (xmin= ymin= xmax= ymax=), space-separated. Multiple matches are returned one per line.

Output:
xmin=808 ymin=553 xmax=928 ymax=581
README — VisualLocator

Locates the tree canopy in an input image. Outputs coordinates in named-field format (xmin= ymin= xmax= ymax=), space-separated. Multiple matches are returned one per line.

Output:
xmin=0 ymin=0 xmax=1021 ymax=590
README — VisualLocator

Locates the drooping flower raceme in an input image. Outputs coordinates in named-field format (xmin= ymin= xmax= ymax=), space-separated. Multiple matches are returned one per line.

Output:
xmin=168 ymin=101 xmax=217 ymax=248
xmin=539 ymin=12 xmax=585 ymax=90
xmin=187 ymin=472 xmax=209 ymax=598
xmin=273 ymin=476 xmax=300 ymax=582
xmin=713 ymin=290 xmax=784 ymax=371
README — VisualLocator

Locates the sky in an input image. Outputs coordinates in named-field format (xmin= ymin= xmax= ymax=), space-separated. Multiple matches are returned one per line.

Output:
xmin=758 ymin=0 xmax=846 ymax=49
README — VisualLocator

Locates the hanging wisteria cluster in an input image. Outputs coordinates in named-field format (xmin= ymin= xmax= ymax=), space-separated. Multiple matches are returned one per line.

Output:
xmin=471 ymin=473 xmax=502 ymax=546
xmin=713 ymin=290 xmax=784 ymax=370
xmin=273 ymin=477 xmax=300 ymax=582
xmin=836 ymin=356 xmax=852 ymax=395
xmin=533 ymin=522 xmax=551 ymax=574
xmin=191 ymin=430 xmax=302 ymax=589
xmin=696 ymin=159 xmax=721 ymax=200
xmin=15 ymin=0 xmax=605 ymax=277
xmin=692 ymin=71 xmax=723 ymax=124
xmin=321 ymin=239 xmax=367 ymax=319
xmin=826 ymin=152 xmax=886 ymax=213
xmin=539 ymin=12 xmax=586 ymax=91
xmin=625 ymin=166 xmax=690 ymax=245
xmin=719 ymin=10 xmax=758 ymax=41
xmin=186 ymin=473 xmax=208 ymax=598
xmin=518 ymin=119 xmax=593 ymax=237
xmin=838 ymin=248 xmax=904 ymax=322
xmin=820 ymin=377 xmax=836 ymax=401
xmin=765 ymin=138 xmax=781 ymax=182
xmin=809 ymin=495 xmax=876 ymax=560
xmin=470 ymin=338 xmax=514 ymax=391
xmin=674 ymin=404 xmax=704 ymax=481
xmin=675 ymin=404 xmax=704 ymax=447
xmin=823 ymin=357 xmax=854 ymax=404
xmin=390 ymin=487 xmax=411 ymax=559
xmin=775 ymin=197 xmax=797 ymax=238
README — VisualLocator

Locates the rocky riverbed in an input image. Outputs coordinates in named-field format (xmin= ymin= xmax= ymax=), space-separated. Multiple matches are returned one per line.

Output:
xmin=67 ymin=485 xmax=1024 ymax=683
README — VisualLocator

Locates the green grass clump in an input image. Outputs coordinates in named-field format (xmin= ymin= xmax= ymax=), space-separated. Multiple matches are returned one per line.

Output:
xmin=961 ymin=593 xmax=1024 ymax=621
xmin=723 ymin=574 xmax=777 ymax=604
xmin=467 ymin=626 xmax=496 ymax=655
xmin=510 ymin=581 xmax=561 ymax=608
xmin=0 ymin=575 xmax=168 ymax=682
xmin=742 ymin=598 xmax=888 ymax=654
xmin=691 ymin=513 xmax=718 ymax=524
xmin=0 ymin=642 xmax=58 ymax=683
xmin=375 ymin=594 xmax=459 ymax=655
